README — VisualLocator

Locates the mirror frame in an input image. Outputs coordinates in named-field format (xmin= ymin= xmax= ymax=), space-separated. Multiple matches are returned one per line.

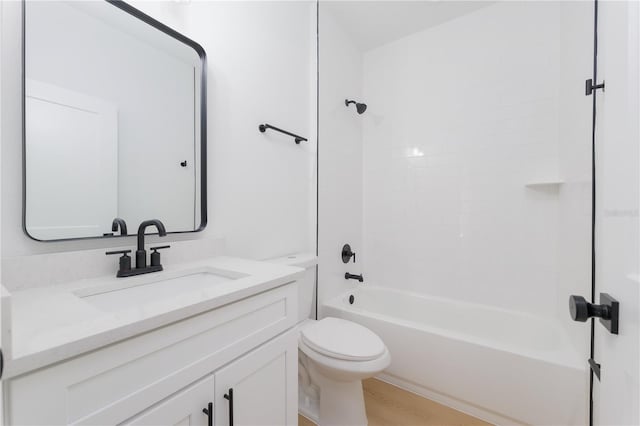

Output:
xmin=22 ymin=0 xmax=208 ymax=242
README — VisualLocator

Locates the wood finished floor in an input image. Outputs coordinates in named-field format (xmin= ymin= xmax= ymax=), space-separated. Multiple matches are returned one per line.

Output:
xmin=298 ymin=378 xmax=491 ymax=426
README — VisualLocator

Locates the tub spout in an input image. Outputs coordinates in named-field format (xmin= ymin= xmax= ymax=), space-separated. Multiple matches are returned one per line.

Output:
xmin=345 ymin=272 xmax=364 ymax=282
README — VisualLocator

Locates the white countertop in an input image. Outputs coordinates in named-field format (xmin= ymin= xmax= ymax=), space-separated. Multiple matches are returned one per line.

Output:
xmin=3 ymin=256 xmax=303 ymax=378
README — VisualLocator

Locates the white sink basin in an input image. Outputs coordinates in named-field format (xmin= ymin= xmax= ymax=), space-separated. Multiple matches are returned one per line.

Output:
xmin=76 ymin=267 xmax=245 ymax=312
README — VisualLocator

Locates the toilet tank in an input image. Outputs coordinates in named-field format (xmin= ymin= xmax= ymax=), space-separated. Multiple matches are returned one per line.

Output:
xmin=266 ymin=253 xmax=317 ymax=323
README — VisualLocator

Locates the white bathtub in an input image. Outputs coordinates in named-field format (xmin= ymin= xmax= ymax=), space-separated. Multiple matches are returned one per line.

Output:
xmin=323 ymin=286 xmax=587 ymax=425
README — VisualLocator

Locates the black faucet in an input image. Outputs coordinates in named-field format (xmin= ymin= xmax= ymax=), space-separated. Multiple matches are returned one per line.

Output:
xmin=136 ymin=219 xmax=167 ymax=269
xmin=345 ymin=272 xmax=364 ymax=282
xmin=106 ymin=219 xmax=170 ymax=278
xmin=111 ymin=218 xmax=128 ymax=236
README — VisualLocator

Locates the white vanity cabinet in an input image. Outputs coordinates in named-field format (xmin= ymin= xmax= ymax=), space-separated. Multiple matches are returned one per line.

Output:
xmin=4 ymin=282 xmax=298 ymax=426
xmin=214 ymin=330 xmax=298 ymax=426
xmin=125 ymin=330 xmax=298 ymax=426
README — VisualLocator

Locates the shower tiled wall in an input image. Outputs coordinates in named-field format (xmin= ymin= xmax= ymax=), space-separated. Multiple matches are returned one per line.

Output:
xmin=360 ymin=1 xmax=592 ymax=342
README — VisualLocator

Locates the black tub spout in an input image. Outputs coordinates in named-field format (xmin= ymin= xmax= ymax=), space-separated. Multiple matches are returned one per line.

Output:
xmin=345 ymin=272 xmax=363 ymax=282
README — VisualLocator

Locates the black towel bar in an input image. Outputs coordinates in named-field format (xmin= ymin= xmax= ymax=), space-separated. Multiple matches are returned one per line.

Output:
xmin=259 ymin=123 xmax=307 ymax=144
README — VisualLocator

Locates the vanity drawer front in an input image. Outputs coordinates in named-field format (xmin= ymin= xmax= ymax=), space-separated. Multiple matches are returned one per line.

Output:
xmin=7 ymin=283 xmax=296 ymax=426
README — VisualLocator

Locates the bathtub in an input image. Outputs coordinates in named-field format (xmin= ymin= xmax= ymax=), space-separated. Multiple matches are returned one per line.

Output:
xmin=323 ymin=286 xmax=587 ymax=426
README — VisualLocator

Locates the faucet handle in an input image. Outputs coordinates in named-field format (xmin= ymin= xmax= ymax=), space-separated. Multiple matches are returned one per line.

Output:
xmin=106 ymin=250 xmax=132 ymax=275
xmin=105 ymin=249 xmax=132 ymax=255
xmin=150 ymin=245 xmax=170 ymax=267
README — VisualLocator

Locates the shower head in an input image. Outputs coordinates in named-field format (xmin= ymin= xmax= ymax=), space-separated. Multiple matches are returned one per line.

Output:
xmin=345 ymin=99 xmax=367 ymax=114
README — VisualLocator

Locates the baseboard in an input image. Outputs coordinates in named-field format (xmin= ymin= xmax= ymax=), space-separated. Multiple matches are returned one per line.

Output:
xmin=298 ymin=388 xmax=319 ymax=424
xmin=375 ymin=373 xmax=525 ymax=426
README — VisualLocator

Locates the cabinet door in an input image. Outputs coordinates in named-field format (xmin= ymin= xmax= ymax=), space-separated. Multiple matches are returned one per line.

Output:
xmin=214 ymin=330 xmax=297 ymax=426
xmin=123 ymin=375 xmax=214 ymax=426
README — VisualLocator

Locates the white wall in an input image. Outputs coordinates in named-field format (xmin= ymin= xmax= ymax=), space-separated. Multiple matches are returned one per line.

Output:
xmin=1 ymin=1 xmax=316 ymax=289
xmin=317 ymin=6 xmax=363 ymax=316
xmin=168 ymin=1 xmax=317 ymax=260
xmin=360 ymin=1 xmax=591 ymax=329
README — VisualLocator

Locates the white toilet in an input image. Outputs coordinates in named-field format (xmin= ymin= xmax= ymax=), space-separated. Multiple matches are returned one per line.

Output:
xmin=268 ymin=253 xmax=391 ymax=426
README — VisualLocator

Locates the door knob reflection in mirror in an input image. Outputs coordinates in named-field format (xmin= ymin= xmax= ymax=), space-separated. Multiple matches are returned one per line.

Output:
xmin=569 ymin=293 xmax=619 ymax=334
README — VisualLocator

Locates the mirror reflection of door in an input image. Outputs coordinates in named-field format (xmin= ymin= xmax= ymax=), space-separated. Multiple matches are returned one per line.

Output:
xmin=25 ymin=80 xmax=118 ymax=239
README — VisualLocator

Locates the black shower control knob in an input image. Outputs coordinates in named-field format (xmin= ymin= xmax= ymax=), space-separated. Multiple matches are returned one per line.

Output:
xmin=342 ymin=244 xmax=356 ymax=263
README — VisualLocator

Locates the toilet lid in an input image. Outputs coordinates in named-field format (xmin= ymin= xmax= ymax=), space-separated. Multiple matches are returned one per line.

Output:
xmin=301 ymin=317 xmax=386 ymax=361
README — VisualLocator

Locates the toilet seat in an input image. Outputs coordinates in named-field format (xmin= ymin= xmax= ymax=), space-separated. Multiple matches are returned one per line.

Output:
xmin=299 ymin=337 xmax=391 ymax=381
xmin=300 ymin=317 xmax=386 ymax=361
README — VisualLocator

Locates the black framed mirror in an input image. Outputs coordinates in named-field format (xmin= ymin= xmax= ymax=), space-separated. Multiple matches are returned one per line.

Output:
xmin=22 ymin=0 xmax=207 ymax=241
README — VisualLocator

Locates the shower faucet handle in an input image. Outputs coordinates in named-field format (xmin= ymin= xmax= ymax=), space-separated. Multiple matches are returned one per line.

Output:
xmin=342 ymin=244 xmax=356 ymax=263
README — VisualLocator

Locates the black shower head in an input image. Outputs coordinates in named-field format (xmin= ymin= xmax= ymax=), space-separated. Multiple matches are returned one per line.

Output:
xmin=345 ymin=99 xmax=367 ymax=114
